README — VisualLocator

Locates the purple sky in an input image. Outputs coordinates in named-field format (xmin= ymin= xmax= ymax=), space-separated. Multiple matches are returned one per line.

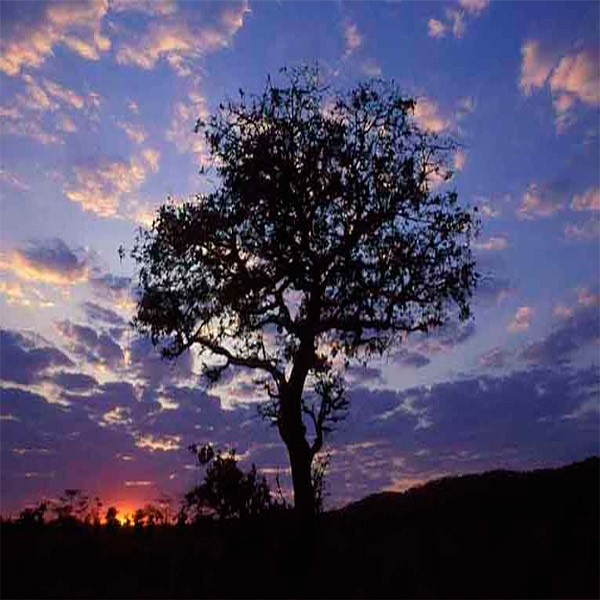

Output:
xmin=0 ymin=0 xmax=599 ymax=517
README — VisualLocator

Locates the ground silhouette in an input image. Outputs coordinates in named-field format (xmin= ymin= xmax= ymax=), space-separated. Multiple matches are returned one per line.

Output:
xmin=1 ymin=456 xmax=597 ymax=598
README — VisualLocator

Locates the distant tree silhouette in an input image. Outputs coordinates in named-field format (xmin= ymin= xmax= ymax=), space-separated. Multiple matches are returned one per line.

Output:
xmin=17 ymin=501 xmax=47 ymax=527
xmin=105 ymin=506 xmax=120 ymax=529
xmin=183 ymin=443 xmax=274 ymax=521
xmin=54 ymin=489 xmax=89 ymax=524
xmin=133 ymin=65 xmax=478 ymax=518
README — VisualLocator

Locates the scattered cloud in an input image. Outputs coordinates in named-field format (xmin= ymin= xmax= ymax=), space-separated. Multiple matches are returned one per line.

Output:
xmin=576 ymin=286 xmax=600 ymax=308
xmin=0 ymin=169 xmax=30 ymax=191
xmin=360 ymin=58 xmax=382 ymax=77
xmin=571 ymin=187 xmax=600 ymax=212
xmin=114 ymin=2 xmax=249 ymax=77
xmin=115 ymin=120 xmax=147 ymax=144
xmin=477 ymin=347 xmax=508 ymax=369
xmin=0 ymin=329 xmax=73 ymax=385
xmin=519 ymin=40 xmax=555 ymax=95
xmin=564 ymin=219 xmax=600 ymax=242
xmin=458 ymin=0 xmax=489 ymax=14
xmin=109 ymin=0 xmax=178 ymax=17
xmin=516 ymin=183 xmax=563 ymax=219
xmin=519 ymin=43 xmax=599 ymax=132
xmin=0 ymin=0 xmax=110 ymax=77
xmin=0 ymin=238 xmax=89 ymax=285
xmin=453 ymin=148 xmax=467 ymax=171
xmin=522 ymin=304 xmax=599 ymax=365
xmin=343 ymin=19 xmax=363 ymax=57
xmin=427 ymin=19 xmax=447 ymax=39
xmin=413 ymin=97 xmax=451 ymax=133
xmin=553 ymin=304 xmax=573 ymax=320
xmin=474 ymin=235 xmax=508 ymax=251
xmin=166 ymin=92 xmax=211 ymax=164
xmin=428 ymin=2 xmax=488 ymax=40
xmin=136 ymin=433 xmax=181 ymax=452
xmin=64 ymin=148 xmax=160 ymax=217
xmin=508 ymin=306 xmax=533 ymax=333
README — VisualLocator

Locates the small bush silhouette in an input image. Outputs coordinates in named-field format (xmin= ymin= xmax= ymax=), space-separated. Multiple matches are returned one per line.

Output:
xmin=183 ymin=443 xmax=278 ymax=521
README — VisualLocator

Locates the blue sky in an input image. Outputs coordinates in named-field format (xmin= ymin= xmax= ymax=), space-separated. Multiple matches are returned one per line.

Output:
xmin=0 ymin=0 xmax=598 ymax=517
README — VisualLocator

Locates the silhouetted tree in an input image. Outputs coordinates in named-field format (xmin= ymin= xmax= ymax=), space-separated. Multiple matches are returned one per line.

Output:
xmin=17 ymin=501 xmax=48 ymax=527
xmin=133 ymin=66 xmax=478 ymax=518
xmin=105 ymin=506 xmax=120 ymax=529
xmin=54 ymin=489 xmax=89 ymax=524
xmin=183 ymin=444 xmax=273 ymax=521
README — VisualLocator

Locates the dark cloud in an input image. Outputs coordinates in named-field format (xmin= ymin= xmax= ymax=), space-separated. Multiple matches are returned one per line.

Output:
xmin=89 ymin=273 xmax=133 ymax=302
xmin=82 ymin=301 xmax=126 ymax=326
xmin=48 ymin=371 xmax=98 ymax=392
xmin=0 ymin=329 xmax=73 ymax=385
xmin=14 ymin=238 xmax=88 ymax=284
xmin=347 ymin=364 xmax=384 ymax=383
xmin=129 ymin=335 xmax=193 ymax=385
xmin=474 ymin=274 xmax=515 ymax=305
xmin=56 ymin=320 xmax=124 ymax=368
xmin=522 ymin=305 xmax=600 ymax=366
xmin=394 ymin=349 xmax=431 ymax=368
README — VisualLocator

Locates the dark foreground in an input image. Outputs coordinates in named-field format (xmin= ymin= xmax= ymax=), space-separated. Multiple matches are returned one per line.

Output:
xmin=2 ymin=457 xmax=598 ymax=598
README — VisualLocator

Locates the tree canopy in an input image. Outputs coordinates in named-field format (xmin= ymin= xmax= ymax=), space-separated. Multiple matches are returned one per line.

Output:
xmin=133 ymin=66 xmax=478 ymax=517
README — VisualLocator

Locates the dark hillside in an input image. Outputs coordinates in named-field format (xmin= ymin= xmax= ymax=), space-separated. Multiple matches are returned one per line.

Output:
xmin=1 ymin=457 xmax=598 ymax=598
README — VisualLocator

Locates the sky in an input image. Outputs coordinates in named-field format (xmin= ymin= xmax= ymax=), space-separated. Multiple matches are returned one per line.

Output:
xmin=0 ymin=0 xmax=599 ymax=518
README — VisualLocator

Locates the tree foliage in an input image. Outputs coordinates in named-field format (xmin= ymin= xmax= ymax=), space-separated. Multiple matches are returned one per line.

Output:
xmin=133 ymin=66 xmax=478 ymax=516
xmin=183 ymin=444 xmax=274 ymax=521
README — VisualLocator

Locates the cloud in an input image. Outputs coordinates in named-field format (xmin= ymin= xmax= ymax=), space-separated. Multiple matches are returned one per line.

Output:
xmin=166 ymin=92 xmax=211 ymax=164
xmin=475 ymin=275 xmax=515 ymax=305
xmin=56 ymin=320 xmax=125 ymax=369
xmin=564 ymin=219 xmax=600 ymax=242
xmin=519 ymin=44 xmax=599 ymax=131
xmin=343 ymin=19 xmax=363 ymax=57
xmin=445 ymin=9 xmax=465 ymax=39
xmin=412 ymin=97 xmax=451 ymax=134
xmin=0 ymin=0 xmax=110 ymax=77
xmin=0 ymin=169 xmax=29 ymax=191
xmin=458 ymin=0 xmax=489 ymax=14
xmin=114 ymin=2 xmax=249 ymax=77
xmin=474 ymin=235 xmax=508 ymax=251
xmin=453 ymin=148 xmax=467 ymax=171
xmin=519 ymin=40 xmax=554 ymax=96
xmin=549 ymin=51 xmax=600 ymax=107
xmin=82 ymin=301 xmax=127 ymax=326
xmin=571 ymin=187 xmax=600 ymax=212
xmin=427 ymin=19 xmax=447 ymax=39
xmin=0 ymin=104 xmax=63 ymax=145
xmin=553 ymin=304 xmax=573 ymax=320
xmin=0 ymin=329 xmax=73 ymax=385
xmin=428 ymin=2 xmax=487 ymax=41
xmin=48 ymin=371 xmax=99 ymax=392
xmin=521 ymin=304 xmax=599 ymax=366
xmin=516 ymin=183 xmax=563 ymax=219
xmin=0 ymin=238 xmax=89 ymax=285
xmin=508 ymin=306 xmax=533 ymax=333
xmin=115 ymin=120 xmax=147 ymax=144
xmin=576 ymin=286 xmax=600 ymax=308
xmin=109 ymin=0 xmax=178 ymax=17
xmin=360 ymin=58 xmax=382 ymax=77
xmin=477 ymin=347 xmax=508 ymax=369
xmin=64 ymin=148 xmax=160 ymax=217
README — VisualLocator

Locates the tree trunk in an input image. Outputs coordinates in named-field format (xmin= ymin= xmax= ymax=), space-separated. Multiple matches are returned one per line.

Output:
xmin=287 ymin=437 xmax=315 ymax=519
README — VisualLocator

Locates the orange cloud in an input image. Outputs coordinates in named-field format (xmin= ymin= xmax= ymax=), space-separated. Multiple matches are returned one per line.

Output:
xmin=0 ymin=240 xmax=88 ymax=286
xmin=0 ymin=0 xmax=110 ymax=77
xmin=428 ymin=19 xmax=447 ymax=39
xmin=413 ymin=97 xmax=451 ymax=133
xmin=474 ymin=236 xmax=508 ymax=251
xmin=519 ymin=40 xmax=554 ymax=96
xmin=136 ymin=433 xmax=181 ymax=452
xmin=508 ymin=306 xmax=533 ymax=333
xmin=571 ymin=187 xmax=600 ymax=212
xmin=115 ymin=2 xmax=249 ymax=77
xmin=64 ymin=148 xmax=160 ymax=217
xmin=343 ymin=19 xmax=363 ymax=57
xmin=116 ymin=120 xmax=147 ymax=144
xmin=516 ymin=183 xmax=563 ymax=219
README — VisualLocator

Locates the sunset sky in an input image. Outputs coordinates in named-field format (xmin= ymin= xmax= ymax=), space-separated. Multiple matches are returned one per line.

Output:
xmin=1 ymin=0 xmax=599 ymax=517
